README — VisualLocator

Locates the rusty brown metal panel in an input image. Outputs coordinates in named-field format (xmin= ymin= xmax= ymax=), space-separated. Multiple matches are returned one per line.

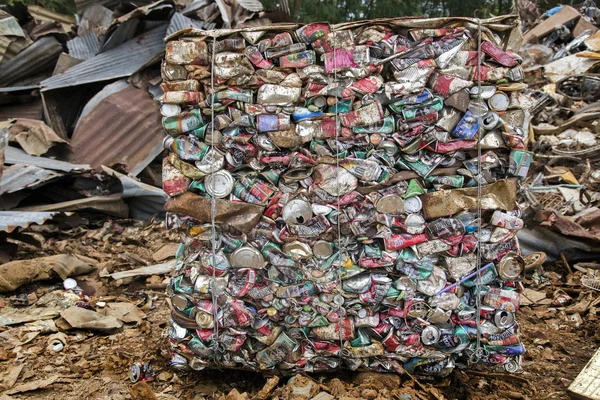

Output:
xmin=69 ymin=84 xmax=164 ymax=174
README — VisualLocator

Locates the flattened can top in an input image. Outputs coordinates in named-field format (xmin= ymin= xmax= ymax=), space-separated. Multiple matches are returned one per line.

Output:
xmin=313 ymin=240 xmax=334 ymax=259
xmin=161 ymin=103 xmax=182 ymax=117
xmin=469 ymin=85 xmax=496 ymax=99
xmin=494 ymin=310 xmax=515 ymax=328
xmin=230 ymin=246 xmax=265 ymax=268
xmin=376 ymin=194 xmax=405 ymax=215
xmin=282 ymin=199 xmax=313 ymax=225
xmin=205 ymin=170 xmax=234 ymax=198
xmin=421 ymin=325 xmax=441 ymax=345
xmin=403 ymin=196 xmax=423 ymax=213
xmin=488 ymin=91 xmax=510 ymax=111
xmin=497 ymin=252 xmax=523 ymax=281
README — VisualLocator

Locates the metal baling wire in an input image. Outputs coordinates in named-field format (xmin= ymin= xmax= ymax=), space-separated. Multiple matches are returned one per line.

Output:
xmin=331 ymin=24 xmax=345 ymax=369
xmin=209 ymin=33 xmax=221 ymax=366
xmin=474 ymin=17 xmax=484 ymax=363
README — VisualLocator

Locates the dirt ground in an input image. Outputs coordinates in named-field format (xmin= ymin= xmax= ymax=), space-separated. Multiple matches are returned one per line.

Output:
xmin=0 ymin=219 xmax=597 ymax=400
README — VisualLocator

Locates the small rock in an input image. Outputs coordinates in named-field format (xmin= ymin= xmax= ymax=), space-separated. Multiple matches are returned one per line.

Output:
xmin=129 ymin=381 xmax=158 ymax=400
xmin=255 ymin=376 xmax=279 ymax=400
xmin=355 ymin=372 xmax=400 ymax=390
xmin=152 ymin=243 xmax=179 ymax=262
xmin=287 ymin=375 xmax=319 ymax=400
xmin=311 ymin=392 xmax=334 ymax=400
xmin=157 ymin=371 xmax=173 ymax=382
xmin=328 ymin=378 xmax=346 ymax=397
xmin=361 ymin=389 xmax=377 ymax=400
xmin=226 ymin=388 xmax=249 ymax=400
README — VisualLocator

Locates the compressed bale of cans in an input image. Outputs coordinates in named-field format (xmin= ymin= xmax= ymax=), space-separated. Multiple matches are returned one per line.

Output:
xmin=161 ymin=16 xmax=534 ymax=376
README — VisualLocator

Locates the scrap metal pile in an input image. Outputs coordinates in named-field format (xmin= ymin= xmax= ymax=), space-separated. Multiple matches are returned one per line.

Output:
xmin=0 ymin=0 xmax=270 ymax=247
xmin=517 ymin=4 xmax=600 ymax=262
xmin=161 ymin=16 xmax=532 ymax=375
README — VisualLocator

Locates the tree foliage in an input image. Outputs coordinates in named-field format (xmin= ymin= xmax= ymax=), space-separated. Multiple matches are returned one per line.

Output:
xmin=262 ymin=0 xmax=522 ymax=21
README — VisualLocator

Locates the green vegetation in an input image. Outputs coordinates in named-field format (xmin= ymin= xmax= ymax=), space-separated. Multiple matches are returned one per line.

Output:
xmin=262 ymin=0 xmax=516 ymax=21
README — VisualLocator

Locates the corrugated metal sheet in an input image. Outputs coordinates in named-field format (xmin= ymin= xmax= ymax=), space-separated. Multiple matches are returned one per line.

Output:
xmin=167 ymin=12 xmax=213 ymax=36
xmin=0 ymin=98 xmax=43 ymax=121
xmin=68 ymin=84 xmax=164 ymax=174
xmin=0 ymin=15 xmax=25 ymax=37
xmin=41 ymin=24 xmax=167 ymax=91
xmin=0 ymin=211 xmax=73 ymax=233
xmin=0 ymin=85 xmax=39 ymax=93
xmin=0 ymin=164 xmax=63 ymax=195
xmin=74 ymin=0 xmax=154 ymax=14
xmin=67 ymin=29 xmax=101 ymax=60
xmin=0 ymin=36 xmax=62 ymax=86
xmin=4 ymin=146 xmax=90 ymax=172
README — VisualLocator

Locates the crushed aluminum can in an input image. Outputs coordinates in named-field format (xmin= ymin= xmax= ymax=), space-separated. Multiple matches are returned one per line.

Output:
xmin=508 ymin=150 xmax=533 ymax=180
xmin=129 ymin=362 xmax=155 ymax=383
xmin=230 ymin=246 xmax=265 ymax=269
xmin=205 ymin=170 xmax=234 ymax=198
xmin=488 ymin=91 xmax=510 ymax=112
xmin=490 ymin=211 xmax=524 ymax=230
xmin=282 ymin=199 xmax=313 ymax=225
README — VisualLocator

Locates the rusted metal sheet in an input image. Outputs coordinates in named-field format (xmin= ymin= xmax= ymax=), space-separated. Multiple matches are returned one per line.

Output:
xmin=0 ymin=164 xmax=63 ymax=195
xmin=165 ymin=191 xmax=265 ymax=233
xmin=0 ymin=98 xmax=43 ymax=121
xmin=421 ymin=178 xmax=518 ymax=220
xmin=40 ymin=24 xmax=168 ymax=91
xmin=68 ymin=84 xmax=164 ymax=174
xmin=0 ymin=211 xmax=73 ymax=233
xmin=0 ymin=36 xmax=62 ymax=86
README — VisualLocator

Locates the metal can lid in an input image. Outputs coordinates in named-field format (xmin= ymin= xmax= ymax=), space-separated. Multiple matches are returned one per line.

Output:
xmin=403 ymin=196 xmax=423 ymax=213
xmin=504 ymin=358 xmax=520 ymax=373
xmin=195 ymin=311 xmax=214 ymax=329
xmin=283 ymin=241 xmax=313 ymax=260
xmin=282 ymin=199 xmax=313 ymax=225
xmin=481 ymin=111 xmax=500 ymax=130
xmin=470 ymin=85 xmax=496 ymax=99
xmin=313 ymin=240 xmax=334 ymax=259
xmin=405 ymin=213 xmax=426 ymax=234
xmin=171 ymin=294 xmax=190 ymax=312
xmin=494 ymin=310 xmax=515 ymax=328
xmin=376 ymin=194 xmax=405 ymax=215
xmin=205 ymin=170 xmax=234 ymax=198
xmin=230 ymin=246 xmax=264 ymax=268
xmin=488 ymin=92 xmax=510 ymax=111
xmin=498 ymin=253 xmax=524 ymax=281
xmin=421 ymin=325 xmax=441 ymax=345
xmin=284 ymin=315 xmax=297 ymax=324
xmin=160 ymin=103 xmax=181 ymax=117
xmin=357 ymin=308 xmax=367 ymax=318
xmin=63 ymin=278 xmax=78 ymax=290
xmin=129 ymin=363 xmax=142 ymax=383
xmin=333 ymin=295 xmax=345 ymax=306
xmin=311 ymin=96 xmax=327 ymax=108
